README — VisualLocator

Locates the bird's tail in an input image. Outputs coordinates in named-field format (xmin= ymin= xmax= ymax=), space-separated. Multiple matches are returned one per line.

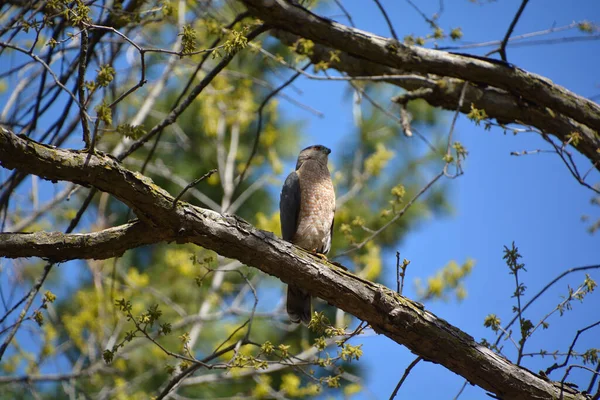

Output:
xmin=287 ymin=285 xmax=311 ymax=324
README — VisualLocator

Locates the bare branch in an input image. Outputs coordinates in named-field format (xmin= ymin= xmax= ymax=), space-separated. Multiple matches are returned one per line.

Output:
xmin=271 ymin=30 xmax=600 ymax=170
xmin=0 ymin=220 xmax=162 ymax=261
xmin=239 ymin=0 xmax=600 ymax=166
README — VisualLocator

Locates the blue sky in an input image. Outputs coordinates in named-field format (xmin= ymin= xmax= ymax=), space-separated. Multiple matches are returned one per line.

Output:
xmin=278 ymin=0 xmax=600 ymax=398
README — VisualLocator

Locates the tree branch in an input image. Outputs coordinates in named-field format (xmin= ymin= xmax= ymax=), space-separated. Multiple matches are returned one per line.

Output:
xmin=0 ymin=220 xmax=162 ymax=261
xmin=239 ymin=0 xmax=600 ymax=167
xmin=0 ymin=127 xmax=587 ymax=400
xmin=272 ymin=30 xmax=600 ymax=169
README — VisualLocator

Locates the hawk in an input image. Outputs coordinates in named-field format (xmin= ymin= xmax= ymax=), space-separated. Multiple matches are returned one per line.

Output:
xmin=280 ymin=145 xmax=335 ymax=324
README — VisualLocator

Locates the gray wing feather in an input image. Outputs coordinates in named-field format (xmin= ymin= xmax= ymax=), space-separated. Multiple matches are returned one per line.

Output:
xmin=280 ymin=171 xmax=301 ymax=241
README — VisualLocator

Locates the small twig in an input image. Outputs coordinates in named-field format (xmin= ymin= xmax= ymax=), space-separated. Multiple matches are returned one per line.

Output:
xmin=438 ymin=21 xmax=593 ymax=51
xmin=444 ymin=81 xmax=468 ymax=178
xmin=399 ymin=104 xmax=412 ymax=137
xmin=521 ymin=350 xmax=574 ymax=359
xmin=396 ymin=252 xmax=410 ymax=295
xmin=155 ymin=341 xmax=243 ymax=399
xmin=0 ymin=41 xmax=87 ymax=115
xmin=0 ymin=263 xmax=53 ymax=361
xmin=172 ymin=169 xmax=218 ymax=207
xmin=406 ymin=0 xmax=438 ymax=28
xmin=497 ymin=324 xmax=520 ymax=354
xmin=389 ymin=356 xmax=422 ymax=399
xmin=125 ymin=309 xmax=205 ymax=366
xmin=372 ymin=0 xmax=399 ymax=41
xmin=509 ymin=254 xmax=526 ymax=365
xmin=561 ymin=364 xmax=600 ymax=400
xmin=65 ymin=188 xmax=97 ymax=233
xmin=170 ymin=12 xmax=251 ymax=110
xmin=527 ymin=282 xmax=590 ymax=340
xmin=77 ymin=27 xmax=91 ymax=148
xmin=447 ymin=33 xmax=600 ymax=52
xmin=542 ymin=134 xmax=600 ymax=195
xmin=587 ymin=361 xmax=600 ymax=394
xmin=582 ymin=162 xmax=599 ymax=181
xmin=127 ymin=159 xmax=220 ymax=211
xmin=0 ymin=286 xmax=33 ymax=325
xmin=545 ymin=320 xmax=600 ymax=376
xmin=453 ymin=380 xmax=469 ymax=400
xmin=510 ymin=149 xmax=555 ymax=156
xmin=87 ymin=118 xmax=101 ymax=160
xmin=137 ymin=126 xmax=167 ymax=189
xmin=493 ymin=0 xmax=530 ymax=61
xmin=396 ymin=251 xmax=401 ymax=294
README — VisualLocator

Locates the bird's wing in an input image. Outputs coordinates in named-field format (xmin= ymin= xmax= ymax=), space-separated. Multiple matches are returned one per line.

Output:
xmin=280 ymin=171 xmax=301 ymax=242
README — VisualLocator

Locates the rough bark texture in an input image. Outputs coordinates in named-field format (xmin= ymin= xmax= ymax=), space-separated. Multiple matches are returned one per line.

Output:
xmin=0 ymin=127 xmax=586 ymax=400
xmin=241 ymin=0 xmax=600 ymax=168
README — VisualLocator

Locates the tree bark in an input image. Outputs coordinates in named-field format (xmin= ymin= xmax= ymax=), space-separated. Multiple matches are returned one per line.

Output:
xmin=0 ymin=127 xmax=586 ymax=400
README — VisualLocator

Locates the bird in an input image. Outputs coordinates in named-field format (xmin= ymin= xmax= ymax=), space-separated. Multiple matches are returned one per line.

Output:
xmin=280 ymin=145 xmax=336 ymax=324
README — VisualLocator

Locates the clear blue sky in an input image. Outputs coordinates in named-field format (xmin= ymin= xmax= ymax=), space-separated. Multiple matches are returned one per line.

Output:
xmin=279 ymin=0 xmax=600 ymax=398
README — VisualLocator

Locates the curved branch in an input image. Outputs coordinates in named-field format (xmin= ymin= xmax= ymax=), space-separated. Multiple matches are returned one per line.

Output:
xmin=272 ymin=30 xmax=600 ymax=168
xmin=0 ymin=220 xmax=162 ymax=261
xmin=0 ymin=127 xmax=587 ymax=400
xmin=240 ymin=0 xmax=600 ymax=166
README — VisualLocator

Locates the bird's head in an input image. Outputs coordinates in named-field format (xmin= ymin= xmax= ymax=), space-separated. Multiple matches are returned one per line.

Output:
xmin=296 ymin=144 xmax=331 ymax=169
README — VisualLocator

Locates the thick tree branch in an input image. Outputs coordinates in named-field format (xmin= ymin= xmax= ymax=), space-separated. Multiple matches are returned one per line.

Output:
xmin=240 ymin=0 xmax=600 ymax=166
xmin=0 ymin=220 xmax=162 ymax=261
xmin=0 ymin=127 xmax=586 ymax=400
xmin=273 ymin=30 xmax=600 ymax=168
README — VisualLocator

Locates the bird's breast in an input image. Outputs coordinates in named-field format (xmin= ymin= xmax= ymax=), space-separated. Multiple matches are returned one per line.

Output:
xmin=293 ymin=163 xmax=335 ymax=252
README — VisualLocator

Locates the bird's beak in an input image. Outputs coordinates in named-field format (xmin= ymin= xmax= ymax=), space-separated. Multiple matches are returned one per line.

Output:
xmin=325 ymin=147 xmax=331 ymax=155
